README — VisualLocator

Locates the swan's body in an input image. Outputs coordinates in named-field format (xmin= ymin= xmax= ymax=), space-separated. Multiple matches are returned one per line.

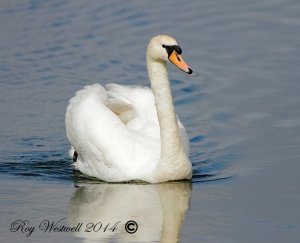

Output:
xmin=66 ymin=35 xmax=193 ymax=183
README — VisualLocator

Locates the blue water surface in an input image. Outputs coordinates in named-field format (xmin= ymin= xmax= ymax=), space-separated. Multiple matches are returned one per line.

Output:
xmin=0 ymin=0 xmax=299 ymax=242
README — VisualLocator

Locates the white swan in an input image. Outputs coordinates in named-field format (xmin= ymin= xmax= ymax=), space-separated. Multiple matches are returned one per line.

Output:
xmin=65 ymin=35 xmax=193 ymax=183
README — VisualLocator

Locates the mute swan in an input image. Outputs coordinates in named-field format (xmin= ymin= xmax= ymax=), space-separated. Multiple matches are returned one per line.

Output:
xmin=65 ymin=35 xmax=193 ymax=183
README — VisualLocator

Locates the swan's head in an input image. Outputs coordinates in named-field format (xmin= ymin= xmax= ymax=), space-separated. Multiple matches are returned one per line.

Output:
xmin=147 ymin=35 xmax=193 ymax=74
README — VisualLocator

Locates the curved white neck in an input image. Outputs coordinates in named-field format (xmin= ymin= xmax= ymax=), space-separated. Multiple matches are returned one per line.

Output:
xmin=147 ymin=57 xmax=185 ymax=162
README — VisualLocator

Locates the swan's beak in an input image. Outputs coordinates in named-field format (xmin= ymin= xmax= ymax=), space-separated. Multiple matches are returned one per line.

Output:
xmin=169 ymin=50 xmax=193 ymax=74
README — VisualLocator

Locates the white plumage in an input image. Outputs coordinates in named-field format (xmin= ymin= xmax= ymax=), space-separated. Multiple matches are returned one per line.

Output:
xmin=65 ymin=35 xmax=193 ymax=183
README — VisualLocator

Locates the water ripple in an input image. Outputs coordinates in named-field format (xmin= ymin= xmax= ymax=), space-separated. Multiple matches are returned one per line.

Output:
xmin=1 ymin=0 xmax=299 ymax=186
xmin=0 ymin=151 xmax=73 ymax=182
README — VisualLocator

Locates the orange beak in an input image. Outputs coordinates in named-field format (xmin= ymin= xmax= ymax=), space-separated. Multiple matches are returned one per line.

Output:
xmin=169 ymin=50 xmax=193 ymax=74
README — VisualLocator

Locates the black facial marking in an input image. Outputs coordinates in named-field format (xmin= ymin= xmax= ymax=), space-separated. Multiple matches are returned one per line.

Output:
xmin=174 ymin=45 xmax=182 ymax=55
xmin=73 ymin=151 xmax=78 ymax=162
xmin=162 ymin=44 xmax=182 ymax=57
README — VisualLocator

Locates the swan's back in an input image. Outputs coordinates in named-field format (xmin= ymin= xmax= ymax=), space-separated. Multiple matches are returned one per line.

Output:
xmin=106 ymin=84 xmax=161 ymax=138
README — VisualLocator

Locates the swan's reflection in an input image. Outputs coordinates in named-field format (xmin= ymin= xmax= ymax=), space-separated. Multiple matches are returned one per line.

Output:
xmin=68 ymin=182 xmax=192 ymax=243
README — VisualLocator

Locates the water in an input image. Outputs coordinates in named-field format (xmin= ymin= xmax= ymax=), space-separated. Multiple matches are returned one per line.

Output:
xmin=0 ymin=0 xmax=300 ymax=242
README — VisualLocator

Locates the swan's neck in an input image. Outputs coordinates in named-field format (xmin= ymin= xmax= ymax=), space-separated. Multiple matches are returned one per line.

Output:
xmin=147 ymin=57 xmax=186 ymax=164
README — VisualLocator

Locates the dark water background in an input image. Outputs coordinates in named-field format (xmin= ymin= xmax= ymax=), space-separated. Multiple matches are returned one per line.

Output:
xmin=0 ymin=0 xmax=299 ymax=242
